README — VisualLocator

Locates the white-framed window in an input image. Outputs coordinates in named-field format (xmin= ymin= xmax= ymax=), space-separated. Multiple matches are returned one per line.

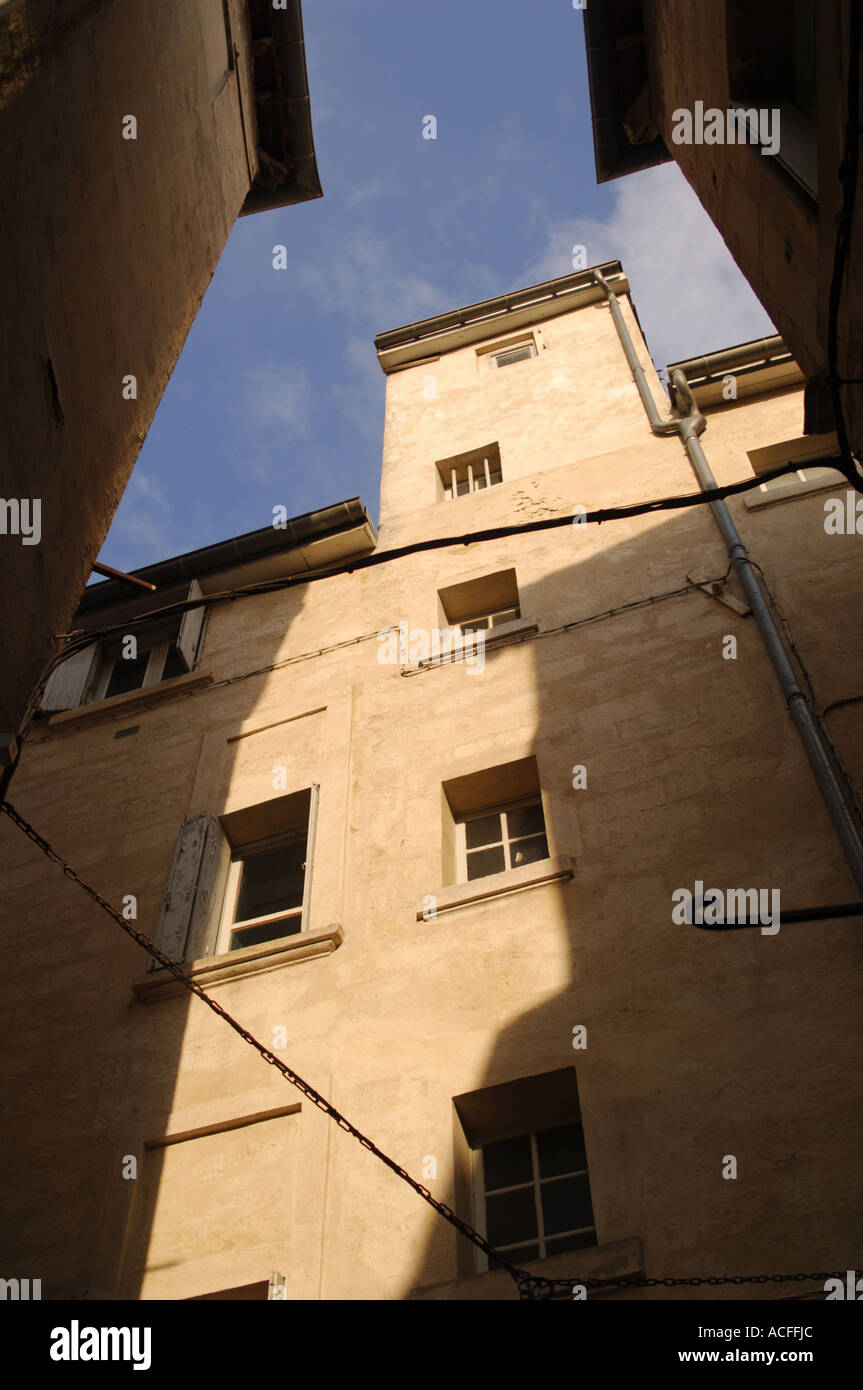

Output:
xmin=152 ymin=786 xmax=319 ymax=967
xmin=216 ymin=826 xmax=309 ymax=954
xmin=41 ymin=579 xmax=206 ymax=712
xmin=458 ymin=605 xmax=520 ymax=634
xmin=458 ymin=795 xmax=548 ymax=882
xmin=438 ymin=567 xmax=522 ymax=635
xmin=489 ymin=341 xmax=537 ymax=369
xmin=437 ymin=443 xmax=503 ymax=501
xmin=93 ymin=638 xmax=189 ymax=702
xmin=453 ymin=1068 xmax=595 ymax=1276
xmin=476 ymin=1122 xmax=596 ymax=1270
xmin=757 ymin=464 xmax=842 ymax=494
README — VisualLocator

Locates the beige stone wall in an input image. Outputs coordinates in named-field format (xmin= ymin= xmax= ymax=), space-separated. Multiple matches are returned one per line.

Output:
xmin=0 ymin=0 xmax=258 ymax=737
xmin=1 ymin=286 xmax=862 ymax=1300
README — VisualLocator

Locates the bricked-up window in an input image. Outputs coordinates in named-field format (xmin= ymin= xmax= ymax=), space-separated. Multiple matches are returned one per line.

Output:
xmin=442 ymin=756 xmax=549 ymax=885
xmin=454 ymin=1069 xmax=596 ymax=1274
xmin=437 ymin=443 xmax=502 ymax=500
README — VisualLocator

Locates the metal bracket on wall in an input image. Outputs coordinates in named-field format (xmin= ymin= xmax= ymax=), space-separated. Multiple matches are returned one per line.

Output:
xmin=686 ymin=572 xmax=751 ymax=617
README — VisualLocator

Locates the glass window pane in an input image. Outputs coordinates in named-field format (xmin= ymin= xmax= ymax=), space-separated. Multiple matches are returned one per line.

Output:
xmin=485 ymin=1187 xmax=537 ymax=1247
xmin=537 ymin=1123 xmax=588 ymax=1178
xmin=161 ymin=643 xmax=188 ymax=680
xmin=489 ymin=467 xmax=503 ymax=486
xmin=482 ymin=1134 xmax=533 ymax=1191
xmin=230 ymin=915 xmax=301 ymax=952
xmin=234 ymin=841 xmax=306 ymax=923
xmin=506 ymin=803 xmax=545 ymax=839
xmin=545 ymin=1229 xmax=596 ymax=1257
xmin=466 ymin=845 xmax=506 ymax=880
xmin=541 ymin=1173 xmax=594 ymax=1237
xmin=800 ymin=465 xmax=842 ymax=481
xmin=489 ymin=1243 xmax=539 ymax=1271
xmin=509 ymin=835 xmax=548 ymax=868
xmin=105 ymin=653 xmax=150 ymax=698
xmin=465 ymin=813 xmax=502 ymax=849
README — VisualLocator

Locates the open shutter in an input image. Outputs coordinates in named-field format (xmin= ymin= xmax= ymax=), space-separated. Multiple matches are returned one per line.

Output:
xmin=41 ymin=645 xmax=99 ymax=712
xmin=176 ymin=579 xmax=205 ymax=671
xmin=151 ymin=811 xmax=226 ymax=967
xmin=300 ymin=783 xmax=319 ymax=933
xmin=186 ymin=815 xmax=232 ymax=960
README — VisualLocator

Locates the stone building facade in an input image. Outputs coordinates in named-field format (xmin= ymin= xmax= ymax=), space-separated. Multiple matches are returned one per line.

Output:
xmin=0 ymin=0 xmax=320 ymax=759
xmin=583 ymin=1 xmax=863 ymax=459
xmin=1 ymin=264 xmax=861 ymax=1300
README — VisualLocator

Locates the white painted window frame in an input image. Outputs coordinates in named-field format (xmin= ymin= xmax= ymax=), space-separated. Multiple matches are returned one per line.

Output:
xmin=457 ymin=604 xmax=521 ymax=634
xmin=215 ymin=810 xmax=316 ymax=957
xmin=91 ymin=641 xmax=178 ymax=703
xmin=456 ymin=793 xmax=548 ymax=884
xmin=489 ymin=341 xmax=537 ymax=370
xmin=472 ymin=1127 xmax=595 ymax=1274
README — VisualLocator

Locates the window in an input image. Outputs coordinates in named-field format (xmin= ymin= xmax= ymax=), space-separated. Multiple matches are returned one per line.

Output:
xmin=217 ymin=825 xmax=308 ymax=953
xmin=461 ymin=799 xmax=548 ymax=882
xmin=727 ymin=0 xmax=818 ymax=199
xmin=744 ymin=432 xmax=842 ymax=508
xmin=437 ymin=443 xmax=502 ymax=500
xmin=438 ymin=568 xmax=522 ymax=635
xmin=757 ymin=464 xmax=842 ymax=494
xmin=489 ymin=342 xmax=537 ymax=369
xmin=151 ymin=787 xmax=319 ymax=966
xmin=477 ymin=333 xmax=538 ymax=371
xmin=41 ymin=579 xmax=206 ymax=712
xmin=454 ymin=1069 xmax=596 ymax=1274
xmin=442 ymin=756 xmax=549 ymax=886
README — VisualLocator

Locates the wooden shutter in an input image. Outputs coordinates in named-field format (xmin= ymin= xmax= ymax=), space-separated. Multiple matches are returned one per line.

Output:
xmin=41 ymin=645 xmax=99 ymax=712
xmin=152 ymin=813 xmax=229 ymax=967
xmin=300 ymin=784 xmax=319 ymax=932
xmin=176 ymin=579 xmax=206 ymax=671
xmin=186 ymin=815 xmax=232 ymax=960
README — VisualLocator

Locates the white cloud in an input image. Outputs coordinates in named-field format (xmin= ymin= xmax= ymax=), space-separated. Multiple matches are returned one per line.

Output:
xmin=112 ymin=471 xmax=176 ymax=556
xmin=523 ymin=162 xmax=776 ymax=369
xmin=242 ymin=363 xmax=313 ymax=432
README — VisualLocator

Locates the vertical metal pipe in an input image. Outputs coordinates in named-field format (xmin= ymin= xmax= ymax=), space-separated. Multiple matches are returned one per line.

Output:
xmin=592 ymin=269 xmax=863 ymax=896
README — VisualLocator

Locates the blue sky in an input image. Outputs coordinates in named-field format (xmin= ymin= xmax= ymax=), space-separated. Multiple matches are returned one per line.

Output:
xmin=98 ymin=0 xmax=775 ymax=573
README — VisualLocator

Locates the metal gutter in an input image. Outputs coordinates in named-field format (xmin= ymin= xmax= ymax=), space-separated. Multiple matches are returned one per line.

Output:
xmin=80 ymin=498 xmax=373 ymax=614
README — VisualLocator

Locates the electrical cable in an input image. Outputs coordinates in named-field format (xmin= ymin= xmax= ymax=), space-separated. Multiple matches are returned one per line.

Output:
xmin=0 ymin=797 xmax=851 ymax=1301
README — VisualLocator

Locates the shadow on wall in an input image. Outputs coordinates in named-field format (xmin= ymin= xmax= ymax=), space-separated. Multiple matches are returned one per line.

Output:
xmin=399 ymin=499 xmax=863 ymax=1299
xmin=0 ymin=576 xmax=314 ymax=1300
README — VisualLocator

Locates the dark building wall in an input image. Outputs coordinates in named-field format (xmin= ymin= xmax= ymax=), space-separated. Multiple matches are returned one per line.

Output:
xmin=0 ymin=0 xmax=270 ymax=743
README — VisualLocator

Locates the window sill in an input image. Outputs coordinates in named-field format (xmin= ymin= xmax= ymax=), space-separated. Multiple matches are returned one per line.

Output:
xmin=417 ymin=854 xmax=574 ymax=920
xmin=409 ymin=1236 xmax=643 ymax=1301
xmin=132 ymin=923 xmax=344 ymax=1003
xmin=48 ymin=670 xmax=214 ymax=729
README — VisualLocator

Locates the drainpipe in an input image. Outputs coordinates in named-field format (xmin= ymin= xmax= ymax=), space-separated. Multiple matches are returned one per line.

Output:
xmin=591 ymin=269 xmax=863 ymax=897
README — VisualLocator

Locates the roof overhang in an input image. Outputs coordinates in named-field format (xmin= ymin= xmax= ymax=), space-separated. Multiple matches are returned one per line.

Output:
xmin=240 ymin=0 xmax=322 ymax=215
xmin=80 ymin=499 xmax=376 ymax=629
xmin=667 ymin=336 xmax=804 ymax=408
xmin=582 ymin=0 xmax=670 ymax=184
xmin=374 ymin=263 xmax=630 ymax=373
